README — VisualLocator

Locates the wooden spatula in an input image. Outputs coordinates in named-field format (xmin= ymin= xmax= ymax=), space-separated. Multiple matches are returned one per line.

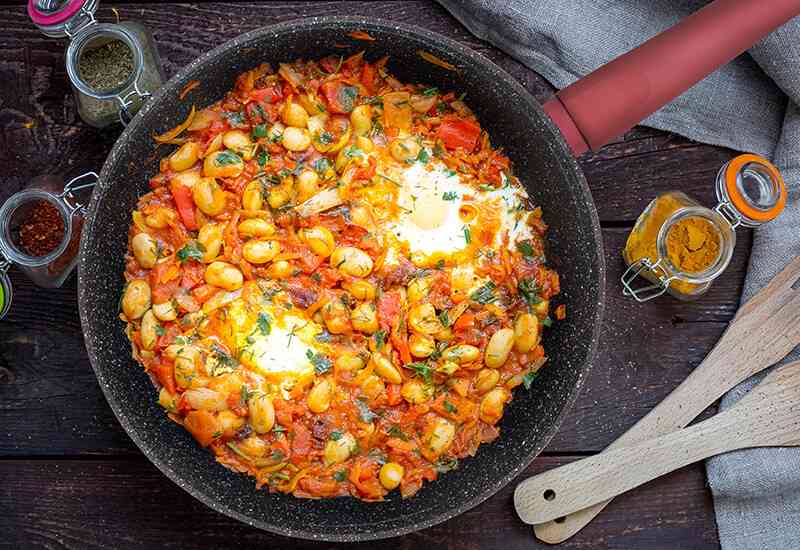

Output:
xmin=531 ymin=256 xmax=800 ymax=543
xmin=515 ymin=360 xmax=800 ymax=524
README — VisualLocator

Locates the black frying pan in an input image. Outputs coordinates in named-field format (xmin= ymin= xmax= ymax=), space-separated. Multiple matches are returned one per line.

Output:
xmin=78 ymin=5 xmax=796 ymax=540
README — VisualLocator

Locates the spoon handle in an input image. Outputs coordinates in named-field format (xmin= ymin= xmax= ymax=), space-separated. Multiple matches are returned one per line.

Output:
xmin=516 ymin=361 xmax=800 ymax=525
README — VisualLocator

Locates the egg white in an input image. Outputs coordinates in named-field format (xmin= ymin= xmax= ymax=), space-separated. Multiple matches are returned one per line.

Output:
xmin=381 ymin=156 xmax=535 ymax=265
xmin=223 ymin=294 xmax=322 ymax=384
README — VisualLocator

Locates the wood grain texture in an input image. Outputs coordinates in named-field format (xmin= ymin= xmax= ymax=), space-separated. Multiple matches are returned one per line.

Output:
xmin=533 ymin=255 xmax=800 ymax=542
xmin=518 ymin=361 xmax=800 ymax=525
xmin=0 ymin=456 xmax=719 ymax=550
xmin=0 ymin=1 xmax=733 ymax=548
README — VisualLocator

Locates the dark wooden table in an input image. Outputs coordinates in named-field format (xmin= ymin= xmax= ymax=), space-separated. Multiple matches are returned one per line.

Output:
xmin=0 ymin=2 xmax=743 ymax=548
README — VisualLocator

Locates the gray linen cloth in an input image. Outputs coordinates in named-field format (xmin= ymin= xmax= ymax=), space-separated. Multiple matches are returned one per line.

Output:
xmin=435 ymin=1 xmax=800 ymax=548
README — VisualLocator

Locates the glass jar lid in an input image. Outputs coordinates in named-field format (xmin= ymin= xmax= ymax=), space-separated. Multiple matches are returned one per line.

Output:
xmin=716 ymin=153 xmax=786 ymax=227
xmin=28 ymin=0 xmax=99 ymax=38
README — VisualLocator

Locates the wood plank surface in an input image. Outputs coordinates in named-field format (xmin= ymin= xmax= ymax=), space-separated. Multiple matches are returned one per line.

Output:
xmin=0 ymin=456 xmax=719 ymax=550
xmin=0 ymin=1 xmax=731 ymax=548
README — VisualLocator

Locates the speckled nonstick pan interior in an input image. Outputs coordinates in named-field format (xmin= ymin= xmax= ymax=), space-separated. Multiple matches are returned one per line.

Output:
xmin=78 ymin=17 xmax=605 ymax=541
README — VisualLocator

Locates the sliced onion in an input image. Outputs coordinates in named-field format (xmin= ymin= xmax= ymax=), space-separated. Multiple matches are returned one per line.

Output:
xmin=279 ymin=63 xmax=305 ymax=90
xmin=417 ymin=50 xmax=457 ymax=71
xmin=410 ymin=93 xmax=438 ymax=113
xmin=153 ymin=105 xmax=196 ymax=143
xmin=295 ymin=187 xmax=343 ymax=217
xmin=202 ymin=288 xmax=242 ymax=313
xmin=173 ymin=291 xmax=200 ymax=313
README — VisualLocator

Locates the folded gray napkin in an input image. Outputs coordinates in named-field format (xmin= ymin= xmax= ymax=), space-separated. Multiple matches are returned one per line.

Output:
xmin=435 ymin=1 xmax=800 ymax=548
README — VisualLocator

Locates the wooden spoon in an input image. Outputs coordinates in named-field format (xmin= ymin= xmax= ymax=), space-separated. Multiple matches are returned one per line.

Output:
xmin=516 ymin=360 xmax=800 ymax=525
xmin=532 ymin=256 xmax=800 ymax=543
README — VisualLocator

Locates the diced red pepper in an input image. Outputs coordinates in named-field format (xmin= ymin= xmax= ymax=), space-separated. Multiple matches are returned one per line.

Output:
xmin=321 ymin=81 xmax=359 ymax=114
xmin=170 ymin=183 xmax=197 ymax=230
xmin=437 ymin=118 xmax=481 ymax=152
xmin=360 ymin=62 xmax=376 ymax=94
xmin=180 ymin=261 xmax=205 ymax=289
xmin=377 ymin=290 xmax=402 ymax=332
xmin=353 ymin=156 xmax=377 ymax=181
xmin=184 ymin=410 xmax=221 ymax=447
xmin=191 ymin=284 xmax=218 ymax=304
xmin=154 ymin=359 xmax=176 ymax=395
xmin=319 ymin=56 xmax=340 ymax=74
xmin=249 ymin=85 xmax=282 ymax=104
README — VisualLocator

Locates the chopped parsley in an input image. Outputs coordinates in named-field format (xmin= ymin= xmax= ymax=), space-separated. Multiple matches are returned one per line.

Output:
xmin=329 ymin=430 xmax=343 ymax=441
xmin=215 ymin=149 xmax=241 ymax=166
xmin=387 ymin=425 xmax=408 ymax=440
xmin=355 ymin=398 xmax=377 ymax=422
xmin=404 ymin=362 xmax=433 ymax=385
xmin=516 ymin=240 xmax=535 ymax=259
xmin=433 ymin=457 xmax=459 ymax=473
xmin=542 ymin=316 xmax=553 ymax=328
xmin=443 ymin=400 xmax=458 ymax=414
xmin=257 ymin=150 xmax=270 ymax=167
xmin=435 ymin=259 xmax=445 ymax=270
xmin=223 ymin=110 xmax=246 ymax=126
xmin=271 ymin=449 xmax=286 ymax=462
xmin=470 ymin=281 xmax=497 ymax=305
xmin=522 ymin=371 xmax=539 ymax=390
xmin=240 ymin=384 xmax=252 ymax=406
xmin=337 ymin=86 xmax=359 ymax=112
xmin=256 ymin=312 xmax=271 ymax=336
xmin=333 ymin=470 xmax=348 ymax=482
xmin=429 ymin=341 xmax=448 ymax=361
xmin=463 ymin=225 xmax=471 ymax=244
xmin=211 ymin=345 xmax=238 ymax=370
xmin=422 ymin=86 xmax=439 ymax=96
xmin=313 ymin=157 xmax=332 ymax=175
xmin=318 ymin=131 xmax=334 ymax=145
xmin=479 ymin=183 xmax=494 ymax=192
xmin=373 ymin=329 xmax=387 ymax=350
xmin=154 ymin=324 xmax=166 ymax=337
xmin=252 ymin=124 xmax=269 ymax=138
xmin=438 ymin=309 xmax=450 ymax=328
xmin=442 ymin=191 xmax=458 ymax=201
xmin=306 ymin=349 xmax=332 ymax=375
xmin=518 ymin=277 xmax=541 ymax=307
xmin=416 ymin=148 xmax=430 ymax=164
xmin=176 ymin=241 xmax=204 ymax=263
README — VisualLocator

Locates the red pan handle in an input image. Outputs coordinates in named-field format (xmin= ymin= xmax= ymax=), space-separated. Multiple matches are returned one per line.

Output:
xmin=544 ymin=0 xmax=800 ymax=157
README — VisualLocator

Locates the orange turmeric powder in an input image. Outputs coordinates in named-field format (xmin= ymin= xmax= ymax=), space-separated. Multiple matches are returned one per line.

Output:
xmin=665 ymin=217 xmax=720 ymax=273
xmin=624 ymin=192 xmax=719 ymax=295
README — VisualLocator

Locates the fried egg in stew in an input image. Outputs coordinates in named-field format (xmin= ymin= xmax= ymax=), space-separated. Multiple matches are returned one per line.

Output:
xmin=120 ymin=53 xmax=562 ymax=500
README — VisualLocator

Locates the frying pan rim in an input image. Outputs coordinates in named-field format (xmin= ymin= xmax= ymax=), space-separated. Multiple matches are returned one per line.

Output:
xmin=77 ymin=15 xmax=606 ymax=542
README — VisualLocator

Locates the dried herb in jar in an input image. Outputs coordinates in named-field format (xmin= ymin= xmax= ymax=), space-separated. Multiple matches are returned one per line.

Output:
xmin=78 ymin=39 xmax=134 ymax=92
xmin=18 ymin=200 xmax=65 ymax=257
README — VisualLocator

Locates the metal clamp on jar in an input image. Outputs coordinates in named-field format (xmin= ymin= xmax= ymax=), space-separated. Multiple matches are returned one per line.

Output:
xmin=0 ymin=172 xmax=97 ymax=319
xmin=622 ymin=154 xmax=786 ymax=302
xmin=28 ymin=0 xmax=164 ymax=127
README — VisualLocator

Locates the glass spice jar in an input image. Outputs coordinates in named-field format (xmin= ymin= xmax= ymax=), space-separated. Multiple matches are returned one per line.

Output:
xmin=28 ymin=0 xmax=165 ymax=127
xmin=621 ymin=154 xmax=786 ymax=302
xmin=0 ymin=172 xmax=97 ymax=319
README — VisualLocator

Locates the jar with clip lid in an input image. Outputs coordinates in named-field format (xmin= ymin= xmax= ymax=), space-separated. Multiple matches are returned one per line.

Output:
xmin=621 ymin=154 xmax=786 ymax=302
xmin=0 ymin=171 xmax=97 ymax=319
xmin=28 ymin=0 xmax=165 ymax=127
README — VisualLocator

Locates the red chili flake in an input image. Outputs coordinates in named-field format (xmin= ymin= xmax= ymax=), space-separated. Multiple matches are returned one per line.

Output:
xmin=18 ymin=200 xmax=65 ymax=257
